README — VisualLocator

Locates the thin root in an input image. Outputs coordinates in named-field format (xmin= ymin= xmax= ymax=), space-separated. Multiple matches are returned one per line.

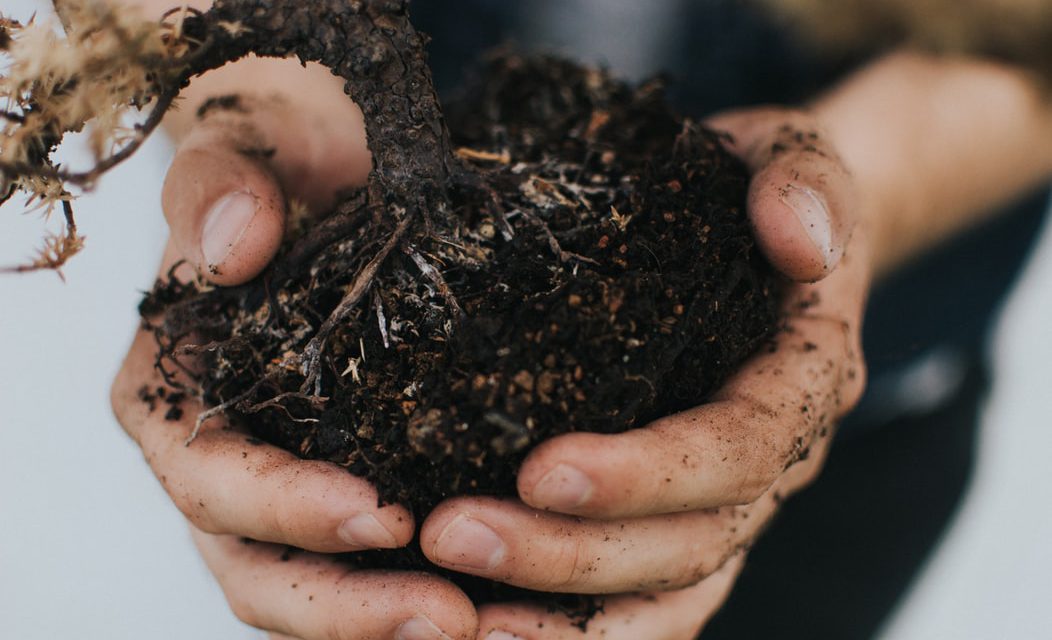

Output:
xmin=298 ymin=209 xmax=416 ymax=396
xmin=405 ymin=244 xmax=464 ymax=319
xmin=521 ymin=209 xmax=599 ymax=266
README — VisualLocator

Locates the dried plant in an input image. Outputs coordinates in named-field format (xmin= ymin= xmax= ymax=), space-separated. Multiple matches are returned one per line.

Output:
xmin=1 ymin=0 xmax=451 ymax=279
xmin=0 ymin=0 xmax=202 ymax=274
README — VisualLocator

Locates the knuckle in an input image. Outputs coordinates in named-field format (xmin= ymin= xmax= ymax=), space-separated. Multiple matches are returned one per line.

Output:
xmin=735 ymin=472 xmax=778 ymax=506
xmin=540 ymin=536 xmax=589 ymax=591
xmin=188 ymin=515 xmax=223 ymax=535
xmin=169 ymin=488 xmax=220 ymax=532
xmin=109 ymin=369 xmax=143 ymax=443
xmin=782 ymin=454 xmax=824 ymax=492
xmin=171 ymin=493 xmax=194 ymax=518
xmin=798 ymin=458 xmax=824 ymax=487
xmin=324 ymin=620 xmax=353 ymax=640
xmin=226 ymin=592 xmax=262 ymax=628
xmin=679 ymin=551 xmax=724 ymax=589
xmin=262 ymin=493 xmax=320 ymax=546
xmin=841 ymin=357 xmax=868 ymax=413
xmin=732 ymin=457 xmax=782 ymax=505
xmin=259 ymin=501 xmax=295 ymax=541
xmin=718 ymin=395 xmax=794 ymax=498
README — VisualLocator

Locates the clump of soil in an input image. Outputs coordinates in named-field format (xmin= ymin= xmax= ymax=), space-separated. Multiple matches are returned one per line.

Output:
xmin=143 ymin=53 xmax=782 ymax=603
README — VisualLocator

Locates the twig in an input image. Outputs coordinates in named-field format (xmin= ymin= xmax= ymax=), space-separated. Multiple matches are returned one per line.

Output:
xmin=0 ymin=89 xmax=177 ymax=188
xmin=455 ymin=147 xmax=511 ymax=164
xmin=61 ymin=199 xmax=77 ymax=236
xmin=0 ymin=203 xmax=84 ymax=278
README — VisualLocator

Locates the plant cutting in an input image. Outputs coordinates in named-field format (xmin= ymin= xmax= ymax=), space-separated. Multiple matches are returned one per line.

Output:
xmin=1 ymin=0 xmax=782 ymax=608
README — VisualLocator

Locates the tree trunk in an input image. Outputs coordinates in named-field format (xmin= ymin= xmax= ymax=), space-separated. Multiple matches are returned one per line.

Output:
xmin=183 ymin=0 xmax=453 ymax=203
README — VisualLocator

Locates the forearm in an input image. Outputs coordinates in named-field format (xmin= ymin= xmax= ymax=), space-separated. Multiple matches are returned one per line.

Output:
xmin=814 ymin=50 xmax=1052 ymax=278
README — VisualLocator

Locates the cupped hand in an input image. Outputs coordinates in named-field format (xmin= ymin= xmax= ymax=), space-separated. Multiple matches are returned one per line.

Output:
xmin=111 ymin=89 xmax=477 ymax=638
xmin=415 ymin=108 xmax=871 ymax=637
xmin=192 ymin=527 xmax=474 ymax=640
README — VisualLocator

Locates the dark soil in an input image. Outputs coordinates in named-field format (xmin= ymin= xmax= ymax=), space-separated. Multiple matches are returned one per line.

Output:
xmin=143 ymin=53 xmax=782 ymax=607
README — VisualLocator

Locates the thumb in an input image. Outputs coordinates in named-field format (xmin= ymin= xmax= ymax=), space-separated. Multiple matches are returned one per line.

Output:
xmin=707 ymin=108 xmax=856 ymax=283
xmin=161 ymin=111 xmax=288 ymax=286
xmin=161 ymin=92 xmax=370 ymax=286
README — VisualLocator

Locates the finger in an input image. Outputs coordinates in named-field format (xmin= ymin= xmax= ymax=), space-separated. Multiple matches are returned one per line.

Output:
xmin=112 ymin=321 xmax=413 ymax=553
xmin=421 ymin=496 xmax=769 ymax=594
xmin=163 ymin=111 xmax=286 ymax=285
xmin=707 ymin=108 xmax=856 ymax=282
xmin=192 ymin=528 xmax=477 ymax=640
xmin=162 ymin=93 xmax=370 ymax=285
xmin=517 ymin=247 xmax=869 ymax=519
xmin=476 ymin=555 xmax=744 ymax=640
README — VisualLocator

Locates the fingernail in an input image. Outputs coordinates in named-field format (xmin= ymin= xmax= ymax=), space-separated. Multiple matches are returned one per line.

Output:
xmin=486 ymin=632 xmax=526 ymax=640
xmin=201 ymin=191 xmax=258 ymax=271
xmin=780 ymin=186 xmax=834 ymax=269
xmin=395 ymin=616 xmax=452 ymax=640
xmin=531 ymin=463 xmax=593 ymax=510
xmin=337 ymin=513 xmax=399 ymax=549
xmin=432 ymin=514 xmax=506 ymax=571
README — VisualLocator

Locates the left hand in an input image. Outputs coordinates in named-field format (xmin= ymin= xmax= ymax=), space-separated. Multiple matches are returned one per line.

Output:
xmin=418 ymin=107 xmax=871 ymax=638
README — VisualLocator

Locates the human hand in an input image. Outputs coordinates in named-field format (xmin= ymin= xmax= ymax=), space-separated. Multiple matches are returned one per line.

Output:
xmin=415 ymin=108 xmax=870 ymax=638
xmin=111 ymin=87 xmax=478 ymax=639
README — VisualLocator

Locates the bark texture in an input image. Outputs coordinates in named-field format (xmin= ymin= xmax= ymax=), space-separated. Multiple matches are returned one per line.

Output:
xmin=183 ymin=0 xmax=452 ymax=201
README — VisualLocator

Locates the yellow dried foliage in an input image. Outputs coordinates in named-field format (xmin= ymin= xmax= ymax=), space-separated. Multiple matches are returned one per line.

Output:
xmin=0 ymin=227 xmax=86 ymax=279
xmin=1 ymin=0 xmax=195 ymax=274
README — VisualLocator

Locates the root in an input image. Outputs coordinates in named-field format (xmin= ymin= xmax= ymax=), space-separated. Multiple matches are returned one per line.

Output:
xmin=298 ymin=209 xmax=416 ymax=396
xmin=241 ymin=391 xmax=324 ymax=419
xmin=451 ymin=169 xmax=515 ymax=240
xmin=373 ymin=292 xmax=391 ymax=349
xmin=275 ymin=190 xmax=370 ymax=282
xmin=405 ymin=244 xmax=465 ymax=320
xmin=520 ymin=209 xmax=600 ymax=266
xmin=185 ymin=372 xmax=278 ymax=446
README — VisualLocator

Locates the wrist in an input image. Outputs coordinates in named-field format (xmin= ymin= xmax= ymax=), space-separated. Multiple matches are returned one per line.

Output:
xmin=812 ymin=49 xmax=1052 ymax=280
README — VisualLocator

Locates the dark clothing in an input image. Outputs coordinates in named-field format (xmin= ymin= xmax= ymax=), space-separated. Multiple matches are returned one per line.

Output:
xmin=704 ymin=353 xmax=990 ymax=639
xmin=413 ymin=1 xmax=1049 ymax=636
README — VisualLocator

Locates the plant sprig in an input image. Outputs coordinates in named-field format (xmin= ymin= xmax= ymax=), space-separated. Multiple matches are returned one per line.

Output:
xmin=0 ymin=0 xmax=204 ymax=275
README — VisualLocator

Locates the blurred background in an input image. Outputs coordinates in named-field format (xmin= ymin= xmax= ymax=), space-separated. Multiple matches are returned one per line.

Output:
xmin=1 ymin=0 xmax=1050 ymax=637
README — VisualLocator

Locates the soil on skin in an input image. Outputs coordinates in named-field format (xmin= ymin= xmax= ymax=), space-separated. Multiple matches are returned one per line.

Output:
xmin=143 ymin=53 xmax=783 ymax=609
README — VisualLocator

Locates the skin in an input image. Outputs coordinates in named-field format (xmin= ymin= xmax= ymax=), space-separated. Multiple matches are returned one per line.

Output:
xmin=111 ymin=1 xmax=1052 ymax=638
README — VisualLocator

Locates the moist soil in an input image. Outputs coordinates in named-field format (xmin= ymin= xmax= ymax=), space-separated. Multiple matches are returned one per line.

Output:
xmin=143 ymin=53 xmax=783 ymax=612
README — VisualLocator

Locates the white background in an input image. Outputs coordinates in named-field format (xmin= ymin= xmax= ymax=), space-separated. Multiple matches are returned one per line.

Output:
xmin=1 ymin=1 xmax=1050 ymax=637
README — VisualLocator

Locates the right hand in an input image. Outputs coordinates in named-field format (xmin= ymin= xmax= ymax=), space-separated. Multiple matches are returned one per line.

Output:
xmin=111 ymin=83 xmax=478 ymax=639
